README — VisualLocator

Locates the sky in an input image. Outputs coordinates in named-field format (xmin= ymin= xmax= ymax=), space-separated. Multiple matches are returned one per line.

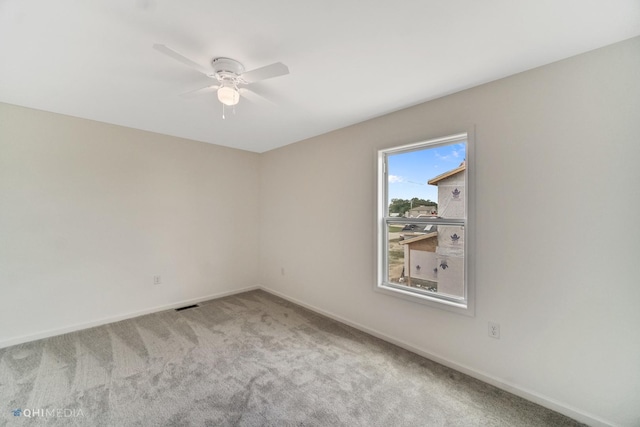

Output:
xmin=388 ymin=142 xmax=466 ymax=202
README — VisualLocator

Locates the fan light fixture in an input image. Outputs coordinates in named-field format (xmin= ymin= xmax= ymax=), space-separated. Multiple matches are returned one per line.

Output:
xmin=217 ymin=84 xmax=240 ymax=106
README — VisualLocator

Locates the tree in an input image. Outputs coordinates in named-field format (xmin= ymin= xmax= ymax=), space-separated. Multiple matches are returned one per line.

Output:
xmin=389 ymin=198 xmax=437 ymax=216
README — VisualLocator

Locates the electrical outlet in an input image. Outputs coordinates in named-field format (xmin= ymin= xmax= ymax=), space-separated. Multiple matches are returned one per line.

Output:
xmin=153 ymin=275 xmax=161 ymax=285
xmin=488 ymin=322 xmax=500 ymax=339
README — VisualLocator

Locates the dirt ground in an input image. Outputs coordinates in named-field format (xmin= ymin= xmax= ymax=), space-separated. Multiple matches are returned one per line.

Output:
xmin=388 ymin=231 xmax=404 ymax=282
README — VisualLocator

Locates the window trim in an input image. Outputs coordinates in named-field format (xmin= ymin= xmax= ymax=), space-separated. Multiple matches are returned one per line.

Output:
xmin=375 ymin=130 xmax=475 ymax=316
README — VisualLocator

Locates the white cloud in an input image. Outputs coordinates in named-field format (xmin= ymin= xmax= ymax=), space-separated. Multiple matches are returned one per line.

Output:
xmin=388 ymin=175 xmax=404 ymax=183
xmin=436 ymin=145 xmax=466 ymax=162
xmin=435 ymin=151 xmax=452 ymax=161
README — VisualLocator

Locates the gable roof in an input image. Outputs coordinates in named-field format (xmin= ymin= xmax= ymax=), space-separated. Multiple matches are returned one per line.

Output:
xmin=399 ymin=232 xmax=438 ymax=245
xmin=428 ymin=161 xmax=465 ymax=185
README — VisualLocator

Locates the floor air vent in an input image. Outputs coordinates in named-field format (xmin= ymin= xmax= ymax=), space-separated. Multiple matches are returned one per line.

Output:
xmin=175 ymin=304 xmax=199 ymax=312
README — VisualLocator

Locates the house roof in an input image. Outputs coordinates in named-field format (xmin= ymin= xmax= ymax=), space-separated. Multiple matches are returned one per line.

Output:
xmin=399 ymin=232 xmax=438 ymax=245
xmin=428 ymin=161 xmax=466 ymax=185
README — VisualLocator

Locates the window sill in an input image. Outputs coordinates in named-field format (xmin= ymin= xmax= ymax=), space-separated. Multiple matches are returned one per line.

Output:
xmin=375 ymin=282 xmax=474 ymax=316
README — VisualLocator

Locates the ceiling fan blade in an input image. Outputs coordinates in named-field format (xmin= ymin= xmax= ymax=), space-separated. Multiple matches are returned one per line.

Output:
xmin=239 ymin=88 xmax=276 ymax=106
xmin=153 ymin=44 xmax=212 ymax=76
xmin=241 ymin=62 xmax=289 ymax=83
xmin=180 ymin=84 xmax=219 ymax=98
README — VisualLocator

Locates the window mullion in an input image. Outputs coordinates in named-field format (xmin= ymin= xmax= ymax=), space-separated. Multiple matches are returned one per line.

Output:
xmin=384 ymin=217 xmax=465 ymax=226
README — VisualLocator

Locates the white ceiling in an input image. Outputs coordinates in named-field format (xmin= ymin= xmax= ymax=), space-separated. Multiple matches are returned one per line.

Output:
xmin=1 ymin=1 xmax=639 ymax=153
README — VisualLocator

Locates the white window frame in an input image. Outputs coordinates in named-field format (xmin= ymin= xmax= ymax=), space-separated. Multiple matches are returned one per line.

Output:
xmin=375 ymin=130 xmax=475 ymax=316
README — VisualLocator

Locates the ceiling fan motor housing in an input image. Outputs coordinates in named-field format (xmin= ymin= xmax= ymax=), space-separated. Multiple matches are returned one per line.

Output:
xmin=211 ymin=57 xmax=245 ymax=80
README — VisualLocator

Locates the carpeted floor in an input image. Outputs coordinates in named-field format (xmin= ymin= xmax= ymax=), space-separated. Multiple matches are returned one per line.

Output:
xmin=0 ymin=290 xmax=584 ymax=426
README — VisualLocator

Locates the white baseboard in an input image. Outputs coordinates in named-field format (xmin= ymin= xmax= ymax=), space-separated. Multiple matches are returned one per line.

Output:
xmin=258 ymin=286 xmax=615 ymax=427
xmin=0 ymin=285 xmax=259 ymax=349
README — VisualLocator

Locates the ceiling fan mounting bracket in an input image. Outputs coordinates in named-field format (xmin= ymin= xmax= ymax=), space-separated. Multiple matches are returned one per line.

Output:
xmin=211 ymin=57 xmax=245 ymax=77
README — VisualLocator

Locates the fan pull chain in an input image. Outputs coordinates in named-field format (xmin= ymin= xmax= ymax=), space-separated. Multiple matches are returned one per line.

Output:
xmin=221 ymin=104 xmax=236 ymax=120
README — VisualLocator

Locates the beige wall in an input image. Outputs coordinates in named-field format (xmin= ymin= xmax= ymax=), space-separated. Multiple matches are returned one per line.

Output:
xmin=259 ymin=37 xmax=640 ymax=426
xmin=0 ymin=104 xmax=261 ymax=344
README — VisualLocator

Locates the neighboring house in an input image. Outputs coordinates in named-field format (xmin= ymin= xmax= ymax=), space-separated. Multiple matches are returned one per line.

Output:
xmin=399 ymin=232 xmax=438 ymax=285
xmin=406 ymin=205 xmax=437 ymax=217
xmin=401 ymin=161 xmax=466 ymax=297
xmin=427 ymin=161 xmax=465 ymax=219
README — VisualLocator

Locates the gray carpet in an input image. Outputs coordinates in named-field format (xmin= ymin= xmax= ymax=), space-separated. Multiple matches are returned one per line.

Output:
xmin=0 ymin=290 xmax=584 ymax=426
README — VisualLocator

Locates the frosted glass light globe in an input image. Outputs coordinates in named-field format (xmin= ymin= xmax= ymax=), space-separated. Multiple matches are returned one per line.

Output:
xmin=217 ymin=86 xmax=240 ymax=106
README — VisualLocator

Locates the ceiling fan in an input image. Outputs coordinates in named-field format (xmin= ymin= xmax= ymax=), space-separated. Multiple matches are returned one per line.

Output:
xmin=153 ymin=44 xmax=289 ymax=113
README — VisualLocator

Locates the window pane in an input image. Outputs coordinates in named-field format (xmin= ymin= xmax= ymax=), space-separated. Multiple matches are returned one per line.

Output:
xmin=387 ymin=142 xmax=466 ymax=220
xmin=386 ymin=222 xmax=464 ymax=299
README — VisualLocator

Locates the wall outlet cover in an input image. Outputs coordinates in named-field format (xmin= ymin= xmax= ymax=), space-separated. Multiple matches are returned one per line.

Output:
xmin=488 ymin=321 xmax=500 ymax=339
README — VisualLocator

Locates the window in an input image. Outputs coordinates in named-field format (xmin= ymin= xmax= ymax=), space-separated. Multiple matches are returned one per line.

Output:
xmin=376 ymin=132 xmax=473 ymax=314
